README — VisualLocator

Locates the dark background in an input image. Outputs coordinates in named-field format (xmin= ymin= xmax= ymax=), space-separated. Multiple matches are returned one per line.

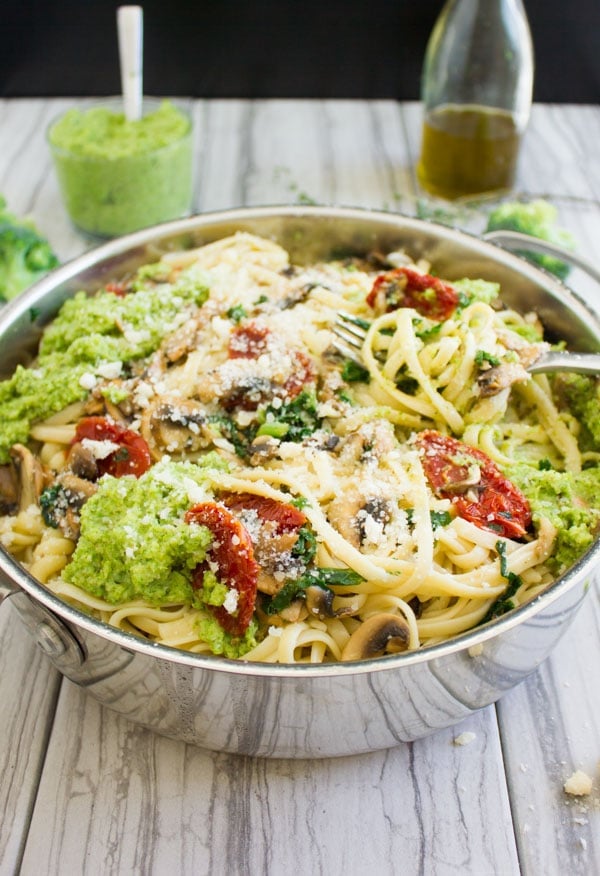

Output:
xmin=2 ymin=1 xmax=599 ymax=103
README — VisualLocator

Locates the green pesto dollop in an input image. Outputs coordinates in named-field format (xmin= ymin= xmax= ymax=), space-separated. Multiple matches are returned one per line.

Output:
xmin=62 ymin=459 xmax=215 ymax=604
xmin=553 ymin=373 xmax=600 ymax=449
xmin=453 ymin=277 xmax=500 ymax=306
xmin=506 ymin=463 xmax=600 ymax=572
xmin=201 ymin=569 xmax=231 ymax=607
xmin=48 ymin=100 xmax=193 ymax=236
xmin=0 ymin=267 xmax=208 ymax=463
xmin=49 ymin=101 xmax=191 ymax=159
xmin=62 ymin=457 xmax=258 ymax=658
xmin=195 ymin=611 xmax=258 ymax=660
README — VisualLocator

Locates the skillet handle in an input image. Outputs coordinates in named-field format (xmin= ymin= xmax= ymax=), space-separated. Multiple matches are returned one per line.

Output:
xmin=483 ymin=230 xmax=600 ymax=286
xmin=0 ymin=562 xmax=85 ymax=666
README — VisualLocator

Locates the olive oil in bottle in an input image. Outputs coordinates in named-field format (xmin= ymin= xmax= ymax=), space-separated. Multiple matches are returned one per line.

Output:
xmin=417 ymin=0 xmax=533 ymax=200
xmin=418 ymin=104 xmax=522 ymax=200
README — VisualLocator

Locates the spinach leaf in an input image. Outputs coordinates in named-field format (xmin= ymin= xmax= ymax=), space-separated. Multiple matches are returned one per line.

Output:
xmin=480 ymin=541 xmax=523 ymax=623
xmin=342 ymin=359 xmax=370 ymax=383
xmin=266 ymin=567 xmax=363 ymax=614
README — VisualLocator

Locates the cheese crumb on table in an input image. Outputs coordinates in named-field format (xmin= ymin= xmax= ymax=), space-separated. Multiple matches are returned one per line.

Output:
xmin=563 ymin=770 xmax=593 ymax=796
xmin=453 ymin=731 xmax=476 ymax=746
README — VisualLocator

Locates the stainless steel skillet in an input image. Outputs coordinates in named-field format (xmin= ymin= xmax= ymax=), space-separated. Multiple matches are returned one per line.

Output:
xmin=0 ymin=206 xmax=599 ymax=758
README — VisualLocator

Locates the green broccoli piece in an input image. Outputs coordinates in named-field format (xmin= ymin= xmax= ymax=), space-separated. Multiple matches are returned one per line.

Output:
xmin=485 ymin=199 xmax=575 ymax=280
xmin=0 ymin=196 xmax=59 ymax=302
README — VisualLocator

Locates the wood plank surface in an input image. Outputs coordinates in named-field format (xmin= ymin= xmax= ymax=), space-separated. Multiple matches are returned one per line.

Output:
xmin=19 ymin=682 xmax=518 ymax=876
xmin=0 ymin=98 xmax=599 ymax=876
xmin=498 ymin=582 xmax=600 ymax=876
xmin=0 ymin=604 xmax=62 ymax=874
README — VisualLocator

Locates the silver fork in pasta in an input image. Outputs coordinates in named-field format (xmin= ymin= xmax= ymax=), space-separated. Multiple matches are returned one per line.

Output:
xmin=331 ymin=314 xmax=376 ymax=366
xmin=332 ymin=313 xmax=600 ymax=375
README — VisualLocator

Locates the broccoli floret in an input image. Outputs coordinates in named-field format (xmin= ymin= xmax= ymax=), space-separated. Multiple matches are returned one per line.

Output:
xmin=0 ymin=196 xmax=59 ymax=302
xmin=485 ymin=199 xmax=575 ymax=280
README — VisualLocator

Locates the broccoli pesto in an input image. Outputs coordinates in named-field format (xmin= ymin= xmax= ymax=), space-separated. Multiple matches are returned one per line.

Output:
xmin=48 ymin=101 xmax=193 ymax=237
xmin=0 ymin=263 xmax=208 ymax=463
xmin=553 ymin=373 xmax=600 ymax=448
xmin=505 ymin=463 xmax=600 ymax=572
xmin=501 ymin=372 xmax=600 ymax=571
xmin=63 ymin=460 xmax=213 ymax=604
xmin=62 ymin=458 xmax=258 ymax=657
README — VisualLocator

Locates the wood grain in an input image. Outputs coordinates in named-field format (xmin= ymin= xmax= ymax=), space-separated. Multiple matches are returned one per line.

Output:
xmin=0 ymin=604 xmax=61 ymax=873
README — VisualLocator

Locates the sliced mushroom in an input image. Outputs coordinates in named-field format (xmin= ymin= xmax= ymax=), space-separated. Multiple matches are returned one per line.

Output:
xmin=305 ymin=585 xmax=337 ymax=618
xmin=496 ymin=327 xmax=547 ymax=358
xmin=407 ymin=596 xmax=423 ymax=619
xmin=278 ymin=599 xmax=308 ymax=623
xmin=217 ymin=375 xmax=273 ymax=412
xmin=254 ymin=529 xmax=302 ymax=595
xmin=327 ymin=492 xmax=393 ymax=549
xmin=50 ymin=474 xmax=98 ymax=539
xmin=83 ymin=392 xmax=130 ymax=423
xmin=304 ymin=585 xmax=357 ymax=620
xmin=162 ymin=321 xmax=201 ymax=364
xmin=0 ymin=463 xmax=19 ymax=515
xmin=10 ymin=444 xmax=45 ymax=511
xmin=327 ymin=492 xmax=362 ymax=547
xmin=68 ymin=441 xmax=99 ymax=480
xmin=341 ymin=613 xmax=411 ymax=662
xmin=248 ymin=434 xmax=281 ymax=466
xmin=140 ymin=398 xmax=213 ymax=460
xmin=58 ymin=473 xmax=98 ymax=502
xmin=335 ymin=421 xmax=397 ymax=466
xmin=104 ymin=398 xmax=131 ymax=423
xmin=478 ymin=362 xmax=529 ymax=397
xmin=356 ymin=498 xmax=392 ymax=545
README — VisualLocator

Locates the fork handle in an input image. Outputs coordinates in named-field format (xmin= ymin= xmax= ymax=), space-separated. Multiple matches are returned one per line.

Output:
xmin=484 ymin=230 xmax=600 ymax=287
xmin=528 ymin=350 xmax=600 ymax=375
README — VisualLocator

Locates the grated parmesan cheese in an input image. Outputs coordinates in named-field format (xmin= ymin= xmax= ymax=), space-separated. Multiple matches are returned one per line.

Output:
xmin=80 ymin=438 xmax=121 ymax=460
xmin=79 ymin=372 xmax=97 ymax=390
xmin=222 ymin=588 xmax=239 ymax=614
xmin=96 ymin=361 xmax=123 ymax=380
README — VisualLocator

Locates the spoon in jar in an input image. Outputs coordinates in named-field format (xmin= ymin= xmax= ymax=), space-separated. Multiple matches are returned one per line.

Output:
xmin=117 ymin=5 xmax=143 ymax=122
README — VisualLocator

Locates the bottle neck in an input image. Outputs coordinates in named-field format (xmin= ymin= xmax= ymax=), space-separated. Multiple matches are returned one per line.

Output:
xmin=421 ymin=0 xmax=534 ymax=127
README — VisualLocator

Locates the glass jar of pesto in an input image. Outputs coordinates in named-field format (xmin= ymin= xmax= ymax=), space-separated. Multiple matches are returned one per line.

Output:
xmin=48 ymin=98 xmax=194 ymax=238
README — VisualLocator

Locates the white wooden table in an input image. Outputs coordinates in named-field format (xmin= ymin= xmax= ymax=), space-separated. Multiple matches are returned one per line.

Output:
xmin=0 ymin=99 xmax=599 ymax=876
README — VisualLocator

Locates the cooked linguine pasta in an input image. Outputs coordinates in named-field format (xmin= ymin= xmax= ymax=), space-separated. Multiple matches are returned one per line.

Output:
xmin=1 ymin=231 xmax=598 ymax=663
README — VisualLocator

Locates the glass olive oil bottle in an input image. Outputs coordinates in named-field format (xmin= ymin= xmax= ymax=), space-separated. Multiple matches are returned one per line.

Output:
xmin=417 ymin=0 xmax=534 ymax=200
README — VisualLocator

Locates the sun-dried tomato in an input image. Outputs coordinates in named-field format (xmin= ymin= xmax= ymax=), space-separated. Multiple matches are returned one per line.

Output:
xmin=72 ymin=416 xmax=152 ymax=478
xmin=366 ymin=266 xmax=459 ymax=321
xmin=222 ymin=492 xmax=307 ymax=533
xmin=416 ymin=430 xmax=531 ymax=539
xmin=283 ymin=351 xmax=316 ymax=399
xmin=104 ymin=282 xmax=129 ymax=297
xmin=228 ymin=321 xmax=272 ymax=358
xmin=224 ymin=321 xmax=315 ymax=409
xmin=185 ymin=502 xmax=259 ymax=635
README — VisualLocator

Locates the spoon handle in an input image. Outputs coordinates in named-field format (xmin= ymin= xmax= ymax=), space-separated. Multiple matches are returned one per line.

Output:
xmin=117 ymin=6 xmax=143 ymax=122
